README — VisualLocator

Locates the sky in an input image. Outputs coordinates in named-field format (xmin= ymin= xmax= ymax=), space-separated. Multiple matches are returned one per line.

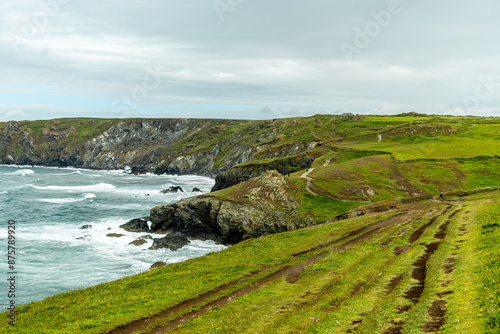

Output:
xmin=1 ymin=0 xmax=500 ymax=121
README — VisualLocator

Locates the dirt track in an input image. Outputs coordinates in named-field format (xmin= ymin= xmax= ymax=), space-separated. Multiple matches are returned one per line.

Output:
xmin=108 ymin=202 xmax=466 ymax=334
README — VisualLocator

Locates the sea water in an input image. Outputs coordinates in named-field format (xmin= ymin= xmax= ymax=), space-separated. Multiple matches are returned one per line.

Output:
xmin=0 ymin=165 xmax=225 ymax=310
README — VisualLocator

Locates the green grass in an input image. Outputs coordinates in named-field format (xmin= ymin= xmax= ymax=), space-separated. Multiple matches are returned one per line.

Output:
xmin=339 ymin=121 xmax=500 ymax=161
xmin=299 ymin=192 xmax=361 ymax=222
xmin=477 ymin=200 xmax=500 ymax=332
xmin=362 ymin=116 xmax=433 ymax=122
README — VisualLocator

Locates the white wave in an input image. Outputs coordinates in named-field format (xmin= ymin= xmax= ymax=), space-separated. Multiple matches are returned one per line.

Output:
xmin=39 ymin=193 xmax=97 ymax=204
xmin=32 ymin=183 xmax=116 ymax=192
xmin=12 ymin=169 xmax=35 ymax=176
xmin=51 ymin=170 xmax=83 ymax=176
xmin=40 ymin=198 xmax=81 ymax=204
xmin=84 ymin=193 xmax=96 ymax=200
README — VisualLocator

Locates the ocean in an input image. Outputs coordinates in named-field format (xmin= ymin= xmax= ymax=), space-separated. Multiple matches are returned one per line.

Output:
xmin=0 ymin=165 xmax=225 ymax=310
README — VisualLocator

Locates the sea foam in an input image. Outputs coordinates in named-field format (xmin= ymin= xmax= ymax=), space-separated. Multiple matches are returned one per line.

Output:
xmin=10 ymin=169 xmax=36 ymax=176
xmin=32 ymin=183 xmax=116 ymax=192
xmin=39 ymin=193 xmax=96 ymax=204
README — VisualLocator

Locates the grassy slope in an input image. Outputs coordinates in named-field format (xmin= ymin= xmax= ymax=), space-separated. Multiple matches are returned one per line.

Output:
xmin=4 ymin=193 xmax=499 ymax=333
xmin=2 ymin=114 xmax=500 ymax=333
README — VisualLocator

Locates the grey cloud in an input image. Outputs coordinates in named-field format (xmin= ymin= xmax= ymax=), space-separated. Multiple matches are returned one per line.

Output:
xmin=1 ymin=0 xmax=500 ymax=121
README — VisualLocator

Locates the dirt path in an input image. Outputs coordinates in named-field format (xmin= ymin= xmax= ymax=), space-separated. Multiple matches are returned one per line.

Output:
xmin=300 ymin=168 xmax=321 ymax=196
xmin=299 ymin=168 xmax=370 ymax=203
xmin=108 ymin=210 xmax=418 ymax=334
xmin=383 ymin=207 xmax=461 ymax=334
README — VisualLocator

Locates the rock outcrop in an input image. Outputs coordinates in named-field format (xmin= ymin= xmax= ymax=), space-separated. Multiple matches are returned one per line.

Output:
xmin=107 ymin=233 xmax=125 ymax=238
xmin=144 ymin=171 xmax=310 ymax=244
xmin=160 ymin=186 xmax=184 ymax=194
xmin=120 ymin=217 xmax=151 ymax=233
xmin=148 ymin=235 xmax=190 ymax=251
xmin=129 ymin=239 xmax=148 ymax=246
xmin=150 ymin=261 xmax=167 ymax=269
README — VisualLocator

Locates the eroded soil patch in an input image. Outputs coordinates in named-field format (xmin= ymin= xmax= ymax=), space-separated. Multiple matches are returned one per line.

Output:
xmin=409 ymin=216 xmax=439 ymax=243
xmin=386 ymin=274 xmax=404 ymax=295
xmin=443 ymin=258 xmax=456 ymax=274
xmin=404 ymin=242 xmax=441 ymax=303
xmin=384 ymin=320 xmax=404 ymax=334
xmin=394 ymin=246 xmax=411 ymax=256
xmin=422 ymin=300 xmax=447 ymax=332
xmin=434 ymin=220 xmax=450 ymax=239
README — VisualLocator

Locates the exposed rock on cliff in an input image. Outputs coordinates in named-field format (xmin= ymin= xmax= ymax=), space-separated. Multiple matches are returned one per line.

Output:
xmin=211 ymin=151 xmax=320 ymax=191
xmin=145 ymin=170 xmax=309 ymax=244
xmin=0 ymin=118 xmax=323 ymax=178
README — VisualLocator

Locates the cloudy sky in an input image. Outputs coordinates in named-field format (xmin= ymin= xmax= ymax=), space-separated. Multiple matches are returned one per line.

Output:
xmin=1 ymin=0 xmax=500 ymax=121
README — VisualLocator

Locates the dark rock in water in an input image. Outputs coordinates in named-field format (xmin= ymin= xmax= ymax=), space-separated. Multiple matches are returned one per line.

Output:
xmin=129 ymin=239 xmax=147 ymax=246
xmin=150 ymin=261 xmax=167 ymax=269
xmin=149 ymin=235 xmax=190 ymax=251
xmin=160 ymin=186 xmax=184 ymax=194
xmin=120 ymin=217 xmax=151 ymax=232
xmin=107 ymin=233 xmax=125 ymax=238
xmin=128 ymin=166 xmax=147 ymax=175
xmin=76 ymin=234 xmax=91 ymax=240
xmin=192 ymin=187 xmax=202 ymax=192
xmin=79 ymin=224 xmax=92 ymax=230
xmin=128 ymin=235 xmax=153 ymax=246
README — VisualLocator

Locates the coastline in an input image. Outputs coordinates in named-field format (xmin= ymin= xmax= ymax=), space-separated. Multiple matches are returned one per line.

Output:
xmin=0 ymin=164 xmax=223 ymax=310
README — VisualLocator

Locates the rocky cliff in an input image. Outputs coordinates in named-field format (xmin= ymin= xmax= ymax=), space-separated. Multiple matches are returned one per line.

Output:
xmin=122 ymin=171 xmax=311 ymax=244
xmin=211 ymin=151 xmax=320 ymax=191
xmin=0 ymin=118 xmax=323 ymax=177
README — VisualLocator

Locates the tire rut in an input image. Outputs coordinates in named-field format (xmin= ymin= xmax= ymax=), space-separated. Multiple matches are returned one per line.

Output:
xmin=383 ymin=207 xmax=460 ymax=334
xmin=150 ymin=211 xmax=418 ymax=333
xmin=108 ymin=211 xmax=420 ymax=334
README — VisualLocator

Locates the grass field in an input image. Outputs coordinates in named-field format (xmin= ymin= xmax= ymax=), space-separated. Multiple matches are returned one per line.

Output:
xmin=2 ymin=192 xmax=499 ymax=333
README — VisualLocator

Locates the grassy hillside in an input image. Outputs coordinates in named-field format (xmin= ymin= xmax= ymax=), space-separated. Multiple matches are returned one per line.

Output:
xmin=2 ymin=113 xmax=500 ymax=333
xmin=4 ymin=192 xmax=500 ymax=333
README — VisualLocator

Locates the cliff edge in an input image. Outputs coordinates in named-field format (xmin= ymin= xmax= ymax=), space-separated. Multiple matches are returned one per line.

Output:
xmin=122 ymin=170 xmax=310 ymax=244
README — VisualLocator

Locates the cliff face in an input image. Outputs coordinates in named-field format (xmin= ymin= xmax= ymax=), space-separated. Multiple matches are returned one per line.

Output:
xmin=0 ymin=118 xmax=322 ymax=177
xmin=146 ymin=171 xmax=310 ymax=244
xmin=211 ymin=151 xmax=320 ymax=191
